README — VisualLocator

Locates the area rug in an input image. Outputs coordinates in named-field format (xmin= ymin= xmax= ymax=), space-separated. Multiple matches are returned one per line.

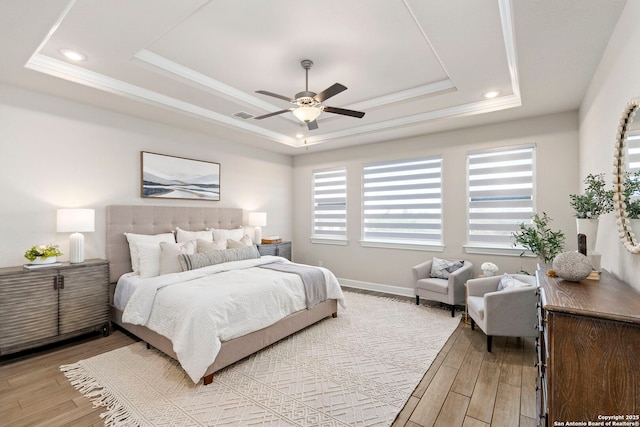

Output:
xmin=61 ymin=291 xmax=460 ymax=426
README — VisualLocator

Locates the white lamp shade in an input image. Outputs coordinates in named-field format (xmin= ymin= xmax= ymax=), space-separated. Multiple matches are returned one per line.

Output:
xmin=292 ymin=106 xmax=321 ymax=123
xmin=57 ymin=208 xmax=94 ymax=263
xmin=57 ymin=209 xmax=95 ymax=232
xmin=248 ymin=212 xmax=267 ymax=227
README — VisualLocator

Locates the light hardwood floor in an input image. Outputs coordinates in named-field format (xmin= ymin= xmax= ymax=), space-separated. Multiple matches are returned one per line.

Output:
xmin=0 ymin=293 xmax=537 ymax=427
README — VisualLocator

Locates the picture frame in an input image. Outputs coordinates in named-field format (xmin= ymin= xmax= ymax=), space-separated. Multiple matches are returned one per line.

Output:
xmin=141 ymin=151 xmax=220 ymax=201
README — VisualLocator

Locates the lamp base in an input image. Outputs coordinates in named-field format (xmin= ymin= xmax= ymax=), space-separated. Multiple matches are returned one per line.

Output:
xmin=254 ymin=227 xmax=262 ymax=246
xmin=69 ymin=232 xmax=85 ymax=263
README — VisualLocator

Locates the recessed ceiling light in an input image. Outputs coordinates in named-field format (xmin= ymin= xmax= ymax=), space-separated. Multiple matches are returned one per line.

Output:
xmin=295 ymin=133 xmax=305 ymax=139
xmin=483 ymin=90 xmax=500 ymax=99
xmin=60 ymin=49 xmax=86 ymax=62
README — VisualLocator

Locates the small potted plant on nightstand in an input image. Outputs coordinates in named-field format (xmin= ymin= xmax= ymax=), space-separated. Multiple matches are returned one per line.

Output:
xmin=24 ymin=244 xmax=63 ymax=265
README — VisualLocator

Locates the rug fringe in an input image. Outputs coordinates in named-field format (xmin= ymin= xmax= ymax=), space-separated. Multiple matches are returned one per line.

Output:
xmin=60 ymin=362 xmax=143 ymax=426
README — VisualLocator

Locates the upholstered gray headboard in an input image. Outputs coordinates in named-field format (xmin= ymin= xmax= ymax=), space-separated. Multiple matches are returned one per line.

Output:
xmin=106 ymin=205 xmax=244 ymax=283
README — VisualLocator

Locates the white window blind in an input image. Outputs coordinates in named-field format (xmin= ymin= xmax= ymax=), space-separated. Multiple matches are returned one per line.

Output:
xmin=312 ymin=167 xmax=347 ymax=238
xmin=362 ymin=156 xmax=442 ymax=244
xmin=467 ymin=145 xmax=535 ymax=247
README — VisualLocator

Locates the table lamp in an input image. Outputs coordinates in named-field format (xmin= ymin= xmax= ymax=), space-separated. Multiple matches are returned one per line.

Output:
xmin=248 ymin=212 xmax=267 ymax=244
xmin=57 ymin=208 xmax=95 ymax=263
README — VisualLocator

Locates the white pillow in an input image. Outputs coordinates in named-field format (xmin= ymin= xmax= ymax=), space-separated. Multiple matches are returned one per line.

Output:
xmin=159 ymin=241 xmax=196 ymax=275
xmin=124 ymin=232 xmax=175 ymax=273
xmin=227 ymin=235 xmax=253 ymax=248
xmin=137 ymin=242 xmax=163 ymax=278
xmin=211 ymin=228 xmax=244 ymax=243
xmin=175 ymin=227 xmax=213 ymax=243
xmin=197 ymin=238 xmax=227 ymax=253
xmin=497 ymin=273 xmax=532 ymax=291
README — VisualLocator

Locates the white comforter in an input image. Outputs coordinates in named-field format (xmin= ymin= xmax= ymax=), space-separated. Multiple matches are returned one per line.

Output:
xmin=121 ymin=256 xmax=345 ymax=383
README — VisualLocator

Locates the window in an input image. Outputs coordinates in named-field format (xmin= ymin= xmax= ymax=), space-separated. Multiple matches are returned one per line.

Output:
xmin=362 ymin=156 xmax=442 ymax=246
xmin=312 ymin=167 xmax=347 ymax=240
xmin=467 ymin=145 xmax=536 ymax=249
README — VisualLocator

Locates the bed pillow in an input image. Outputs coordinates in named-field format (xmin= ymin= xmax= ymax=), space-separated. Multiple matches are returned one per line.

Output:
xmin=136 ymin=242 xmax=165 ymax=278
xmin=159 ymin=241 xmax=196 ymax=275
xmin=179 ymin=246 xmax=260 ymax=271
xmin=227 ymin=234 xmax=253 ymax=248
xmin=124 ymin=232 xmax=175 ymax=273
xmin=430 ymin=257 xmax=464 ymax=279
xmin=175 ymin=227 xmax=213 ymax=243
xmin=197 ymin=238 xmax=227 ymax=253
xmin=497 ymin=273 xmax=532 ymax=291
xmin=210 ymin=228 xmax=244 ymax=243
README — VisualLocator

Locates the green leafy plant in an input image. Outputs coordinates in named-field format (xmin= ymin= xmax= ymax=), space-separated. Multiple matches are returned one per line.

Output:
xmin=623 ymin=171 xmax=640 ymax=219
xmin=512 ymin=212 xmax=565 ymax=264
xmin=24 ymin=244 xmax=63 ymax=262
xmin=568 ymin=173 xmax=614 ymax=219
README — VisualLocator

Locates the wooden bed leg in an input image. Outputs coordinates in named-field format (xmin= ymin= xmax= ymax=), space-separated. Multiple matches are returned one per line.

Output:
xmin=332 ymin=312 xmax=337 ymax=318
xmin=203 ymin=374 xmax=214 ymax=385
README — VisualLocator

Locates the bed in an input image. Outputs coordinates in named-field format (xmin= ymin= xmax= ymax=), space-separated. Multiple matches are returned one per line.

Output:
xmin=106 ymin=205 xmax=343 ymax=385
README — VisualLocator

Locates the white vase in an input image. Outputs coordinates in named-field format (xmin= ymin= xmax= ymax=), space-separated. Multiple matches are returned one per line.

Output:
xmin=30 ymin=256 xmax=56 ymax=265
xmin=576 ymin=218 xmax=599 ymax=253
xmin=482 ymin=270 xmax=495 ymax=277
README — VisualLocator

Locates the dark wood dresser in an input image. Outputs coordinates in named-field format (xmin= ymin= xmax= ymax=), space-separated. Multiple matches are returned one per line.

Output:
xmin=535 ymin=270 xmax=640 ymax=426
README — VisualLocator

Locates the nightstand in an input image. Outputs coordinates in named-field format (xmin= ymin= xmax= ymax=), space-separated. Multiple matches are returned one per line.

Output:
xmin=257 ymin=241 xmax=291 ymax=260
xmin=0 ymin=258 xmax=110 ymax=356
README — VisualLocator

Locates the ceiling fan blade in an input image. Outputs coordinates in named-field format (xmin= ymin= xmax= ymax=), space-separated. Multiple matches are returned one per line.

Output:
xmin=253 ymin=109 xmax=292 ymax=120
xmin=307 ymin=120 xmax=319 ymax=131
xmin=314 ymin=83 xmax=347 ymax=102
xmin=323 ymin=106 xmax=365 ymax=118
xmin=255 ymin=90 xmax=294 ymax=103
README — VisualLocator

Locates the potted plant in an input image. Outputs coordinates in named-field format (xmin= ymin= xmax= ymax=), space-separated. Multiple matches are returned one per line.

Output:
xmin=512 ymin=212 xmax=565 ymax=265
xmin=623 ymin=171 xmax=640 ymax=238
xmin=568 ymin=173 xmax=613 ymax=252
xmin=24 ymin=244 xmax=63 ymax=264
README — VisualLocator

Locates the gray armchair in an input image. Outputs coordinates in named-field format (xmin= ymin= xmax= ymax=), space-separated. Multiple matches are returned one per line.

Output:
xmin=466 ymin=274 xmax=538 ymax=352
xmin=412 ymin=259 xmax=474 ymax=317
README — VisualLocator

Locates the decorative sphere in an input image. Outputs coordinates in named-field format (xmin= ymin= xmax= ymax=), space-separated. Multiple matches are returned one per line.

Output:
xmin=552 ymin=251 xmax=592 ymax=282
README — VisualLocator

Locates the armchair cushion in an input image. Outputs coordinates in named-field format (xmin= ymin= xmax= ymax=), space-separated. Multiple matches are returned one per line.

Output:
xmin=497 ymin=273 xmax=533 ymax=291
xmin=430 ymin=257 xmax=464 ymax=279
xmin=417 ymin=277 xmax=448 ymax=295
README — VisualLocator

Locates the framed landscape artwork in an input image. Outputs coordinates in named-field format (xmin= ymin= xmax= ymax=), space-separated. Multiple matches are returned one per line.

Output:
xmin=141 ymin=151 xmax=220 ymax=201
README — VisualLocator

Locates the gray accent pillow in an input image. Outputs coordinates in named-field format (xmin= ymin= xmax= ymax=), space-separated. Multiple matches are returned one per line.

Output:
xmin=430 ymin=257 xmax=463 ymax=279
xmin=179 ymin=245 xmax=260 ymax=271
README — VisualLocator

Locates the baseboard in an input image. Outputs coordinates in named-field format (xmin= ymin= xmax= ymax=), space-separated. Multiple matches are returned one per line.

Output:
xmin=338 ymin=278 xmax=414 ymax=298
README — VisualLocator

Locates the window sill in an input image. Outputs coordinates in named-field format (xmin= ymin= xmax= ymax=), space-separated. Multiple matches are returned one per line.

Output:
xmin=360 ymin=240 xmax=445 ymax=252
xmin=464 ymin=244 xmax=535 ymax=257
xmin=309 ymin=237 xmax=349 ymax=246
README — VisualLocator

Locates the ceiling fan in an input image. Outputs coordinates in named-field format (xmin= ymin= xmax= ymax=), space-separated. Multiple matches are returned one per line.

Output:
xmin=254 ymin=59 xmax=365 ymax=130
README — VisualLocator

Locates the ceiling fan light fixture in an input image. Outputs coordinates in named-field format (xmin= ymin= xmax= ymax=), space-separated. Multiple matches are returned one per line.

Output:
xmin=292 ymin=106 xmax=322 ymax=123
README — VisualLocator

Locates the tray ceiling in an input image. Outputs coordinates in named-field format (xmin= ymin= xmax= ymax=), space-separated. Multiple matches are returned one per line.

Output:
xmin=0 ymin=0 xmax=627 ymax=154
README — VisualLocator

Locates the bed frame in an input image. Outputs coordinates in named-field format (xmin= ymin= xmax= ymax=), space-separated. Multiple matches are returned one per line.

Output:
xmin=106 ymin=205 xmax=338 ymax=385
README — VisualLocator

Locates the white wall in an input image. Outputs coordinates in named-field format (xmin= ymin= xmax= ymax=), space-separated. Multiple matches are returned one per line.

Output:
xmin=293 ymin=112 xmax=579 ymax=294
xmin=0 ymin=84 xmax=293 ymax=268
xmin=579 ymin=1 xmax=640 ymax=290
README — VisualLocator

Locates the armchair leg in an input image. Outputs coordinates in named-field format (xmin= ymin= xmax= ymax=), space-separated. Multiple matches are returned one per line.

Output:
xmin=487 ymin=335 xmax=493 ymax=352
xmin=415 ymin=295 xmax=420 ymax=305
xmin=451 ymin=305 xmax=455 ymax=317
xmin=470 ymin=318 xmax=475 ymax=330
